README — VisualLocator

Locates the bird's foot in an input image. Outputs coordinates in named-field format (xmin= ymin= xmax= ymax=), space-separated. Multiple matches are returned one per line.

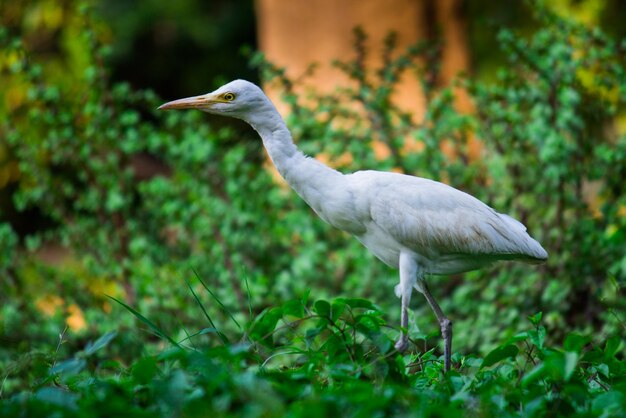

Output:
xmin=394 ymin=337 xmax=409 ymax=352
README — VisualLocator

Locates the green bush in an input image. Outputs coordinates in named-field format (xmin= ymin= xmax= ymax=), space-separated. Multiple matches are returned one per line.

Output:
xmin=472 ymin=10 xmax=626 ymax=340
xmin=1 ymin=2 xmax=625 ymax=415
xmin=2 ymin=296 xmax=625 ymax=417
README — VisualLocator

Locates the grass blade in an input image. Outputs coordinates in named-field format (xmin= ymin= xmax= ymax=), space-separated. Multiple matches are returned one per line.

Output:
xmin=178 ymin=327 xmax=219 ymax=344
xmin=243 ymin=270 xmax=253 ymax=321
xmin=185 ymin=279 xmax=229 ymax=345
xmin=106 ymin=295 xmax=181 ymax=349
xmin=192 ymin=268 xmax=241 ymax=330
xmin=177 ymin=321 xmax=197 ymax=351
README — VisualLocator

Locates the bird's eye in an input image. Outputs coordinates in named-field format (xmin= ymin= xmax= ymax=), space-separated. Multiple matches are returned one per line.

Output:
xmin=223 ymin=93 xmax=236 ymax=101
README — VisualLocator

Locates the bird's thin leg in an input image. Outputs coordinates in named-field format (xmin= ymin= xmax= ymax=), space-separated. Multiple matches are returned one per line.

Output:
xmin=420 ymin=281 xmax=453 ymax=372
xmin=394 ymin=253 xmax=418 ymax=352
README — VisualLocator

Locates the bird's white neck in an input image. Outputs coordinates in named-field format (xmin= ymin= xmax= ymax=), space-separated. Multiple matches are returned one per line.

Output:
xmin=243 ymin=102 xmax=343 ymax=212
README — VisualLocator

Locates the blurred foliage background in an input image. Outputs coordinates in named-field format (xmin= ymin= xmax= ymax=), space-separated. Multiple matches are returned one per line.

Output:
xmin=1 ymin=0 xmax=625 ymax=401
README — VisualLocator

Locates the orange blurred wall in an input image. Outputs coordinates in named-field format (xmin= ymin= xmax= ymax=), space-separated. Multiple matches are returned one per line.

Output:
xmin=255 ymin=0 xmax=472 ymax=120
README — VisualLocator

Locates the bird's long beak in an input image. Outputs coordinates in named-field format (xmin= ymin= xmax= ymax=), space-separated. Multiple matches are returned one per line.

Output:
xmin=158 ymin=94 xmax=214 ymax=110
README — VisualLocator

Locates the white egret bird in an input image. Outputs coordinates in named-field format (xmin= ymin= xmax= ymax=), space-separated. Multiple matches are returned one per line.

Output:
xmin=159 ymin=80 xmax=548 ymax=371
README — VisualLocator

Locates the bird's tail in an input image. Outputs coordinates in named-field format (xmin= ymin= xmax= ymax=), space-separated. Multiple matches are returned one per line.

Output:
xmin=499 ymin=214 xmax=548 ymax=263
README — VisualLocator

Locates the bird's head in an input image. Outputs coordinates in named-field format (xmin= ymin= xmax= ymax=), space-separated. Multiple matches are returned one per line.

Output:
xmin=158 ymin=79 xmax=271 ymax=122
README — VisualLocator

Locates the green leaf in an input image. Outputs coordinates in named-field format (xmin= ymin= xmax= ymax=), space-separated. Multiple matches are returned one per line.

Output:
xmin=564 ymin=351 xmax=578 ymax=381
xmin=305 ymin=326 xmax=324 ymax=343
xmin=282 ymin=299 xmax=305 ymax=318
xmin=250 ymin=307 xmax=283 ymax=345
xmin=463 ymin=356 xmax=483 ymax=368
xmin=521 ymin=362 xmax=547 ymax=387
xmin=529 ymin=326 xmax=546 ymax=349
xmin=563 ymin=333 xmax=589 ymax=353
xmin=50 ymin=358 xmax=86 ymax=376
xmin=592 ymin=392 xmax=625 ymax=416
xmin=356 ymin=314 xmax=381 ymax=332
xmin=335 ymin=298 xmax=380 ymax=311
xmin=313 ymin=300 xmax=331 ymax=318
xmin=323 ymin=334 xmax=345 ymax=358
xmin=330 ymin=300 xmax=346 ymax=321
xmin=481 ymin=344 xmax=519 ymax=369
xmin=300 ymin=289 xmax=311 ymax=306
xmin=132 ymin=356 xmax=159 ymax=385
xmin=84 ymin=331 xmax=117 ymax=356
xmin=506 ymin=331 xmax=529 ymax=344
xmin=35 ymin=387 xmax=78 ymax=410
xmin=371 ymin=332 xmax=392 ymax=353
xmin=196 ymin=327 xmax=219 ymax=336
xmin=604 ymin=335 xmax=622 ymax=358
xmin=596 ymin=363 xmax=610 ymax=378
xmin=527 ymin=312 xmax=543 ymax=326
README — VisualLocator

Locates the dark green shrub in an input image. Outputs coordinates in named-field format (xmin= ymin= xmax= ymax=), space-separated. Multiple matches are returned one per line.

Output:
xmin=471 ymin=8 xmax=626 ymax=339
xmin=2 ymin=296 xmax=625 ymax=417
xmin=0 ymin=2 xmax=625 ymax=414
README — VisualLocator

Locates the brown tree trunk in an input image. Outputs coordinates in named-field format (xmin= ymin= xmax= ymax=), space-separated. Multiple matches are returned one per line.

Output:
xmin=255 ymin=0 xmax=470 ymax=121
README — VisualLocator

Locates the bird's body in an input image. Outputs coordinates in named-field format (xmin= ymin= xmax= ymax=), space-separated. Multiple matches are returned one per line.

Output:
xmin=159 ymin=79 xmax=547 ymax=371
xmin=307 ymin=169 xmax=546 ymax=273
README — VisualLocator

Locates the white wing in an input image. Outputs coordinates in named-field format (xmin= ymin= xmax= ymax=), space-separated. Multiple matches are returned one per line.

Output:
xmin=351 ymin=171 xmax=547 ymax=264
